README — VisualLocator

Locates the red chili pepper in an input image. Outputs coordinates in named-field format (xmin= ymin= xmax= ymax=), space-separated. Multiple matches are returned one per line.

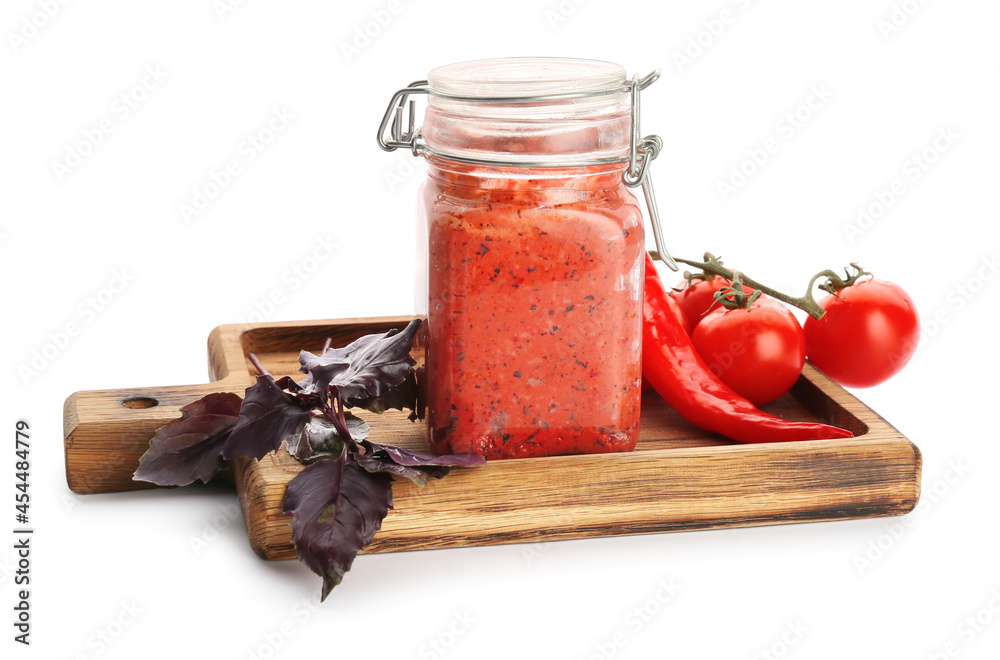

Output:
xmin=642 ymin=253 xmax=853 ymax=443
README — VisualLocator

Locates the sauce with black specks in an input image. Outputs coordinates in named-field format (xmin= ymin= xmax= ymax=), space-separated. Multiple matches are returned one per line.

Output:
xmin=422 ymin=159 xmax=644 ymax=459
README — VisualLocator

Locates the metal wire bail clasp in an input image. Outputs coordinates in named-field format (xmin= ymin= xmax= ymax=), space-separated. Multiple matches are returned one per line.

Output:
xmin=377 ymin=80 xmax=428 ymax=155
xmin=622 ymin=71 xmax=677 ymax=271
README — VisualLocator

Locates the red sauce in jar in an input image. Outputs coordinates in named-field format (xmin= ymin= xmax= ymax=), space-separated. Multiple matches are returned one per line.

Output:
xmin=423 ymin=160 xmax=644 ymax=459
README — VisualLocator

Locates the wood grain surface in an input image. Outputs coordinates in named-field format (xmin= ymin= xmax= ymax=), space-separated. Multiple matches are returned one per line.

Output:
xmin=63 ymin=316 xmax=921 ymax=560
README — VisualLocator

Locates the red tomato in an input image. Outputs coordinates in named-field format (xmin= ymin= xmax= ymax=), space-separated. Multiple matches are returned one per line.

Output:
xmin=692 ymin=298 xmax=806 ymax=405
xmin=803 ymin=278 xmax=919 ymax=388
xmin=673 ymin=277 xmax=750 ymax=330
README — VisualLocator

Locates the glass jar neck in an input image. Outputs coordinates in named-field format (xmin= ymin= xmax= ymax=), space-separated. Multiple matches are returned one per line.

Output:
xmin=425 ymin=155 xmax=630 ymax=192
xmin=422 ymin=104 xmax=631 ymax=167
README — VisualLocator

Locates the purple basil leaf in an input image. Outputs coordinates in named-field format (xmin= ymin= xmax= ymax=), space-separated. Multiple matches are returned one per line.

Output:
xmin=133 ymin=392 xmax=242 ymax=486
xmin=359 ymin=440 xmax=486 ymax=468
xmin=273 ymin=375 xmax=303 ymax=393
xmin=222 ymin=375 xmax=313 ymax=461
xmin=283 ymin=452 xmax=393 ymax=600
xmin=286 ymin=413 xmax=369 ymax=463
xmin=354 ymin=439 xmax=485 ymax=487
xmin=297 ymin=320 xmax=421 ymax=409
xmin=353 ymin=453 xmax=448 ymax=486
xmin=296 ymin=352 xmax=349 ymax=397
xmin=348 ymin=369 xmax=419 ymax=416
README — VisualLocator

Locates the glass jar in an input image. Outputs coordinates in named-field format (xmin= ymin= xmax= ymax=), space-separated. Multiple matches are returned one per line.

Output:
xmin=378 ymin=57 xmax=674 ymax=460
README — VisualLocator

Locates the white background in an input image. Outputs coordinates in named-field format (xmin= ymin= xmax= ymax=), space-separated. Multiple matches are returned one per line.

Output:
xmin=2 ymin=0 xmax=999 ymax=658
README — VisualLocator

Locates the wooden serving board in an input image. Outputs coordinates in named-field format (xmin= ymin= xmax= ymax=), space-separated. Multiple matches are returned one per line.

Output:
xmin=64 ymin=316 xmax=921 ymax=560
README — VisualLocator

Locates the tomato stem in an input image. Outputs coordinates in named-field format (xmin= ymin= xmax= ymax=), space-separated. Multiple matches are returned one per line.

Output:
xmin=715 ymin=272 xmax=763 ymax=311
xmin=671 ymin=270 xmax=721 ymax=293
xmin=651 ymin=251 xmax=870 ymax=320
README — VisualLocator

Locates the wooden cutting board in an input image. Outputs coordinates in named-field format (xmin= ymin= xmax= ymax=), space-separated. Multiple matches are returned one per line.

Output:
xmin=63 ymin=315 xmax=921 ymax=560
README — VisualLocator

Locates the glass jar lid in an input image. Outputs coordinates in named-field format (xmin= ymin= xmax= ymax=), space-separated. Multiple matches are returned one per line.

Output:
xmin=427 ymin=57 xmax=627 ymax=105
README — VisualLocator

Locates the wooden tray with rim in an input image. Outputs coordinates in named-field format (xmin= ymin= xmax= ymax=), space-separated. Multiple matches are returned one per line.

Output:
xmin=63 ymin=315 xmax=921 ymax=560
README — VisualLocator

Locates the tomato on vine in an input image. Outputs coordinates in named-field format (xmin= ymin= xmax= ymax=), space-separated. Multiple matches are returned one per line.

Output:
xmin=803 ymin=278 xmax=919 ymax=388
xmin=691 ymin=291 xmax=805 ymax=406
xmin=669 ymin=254 xmax=920 ymax=391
